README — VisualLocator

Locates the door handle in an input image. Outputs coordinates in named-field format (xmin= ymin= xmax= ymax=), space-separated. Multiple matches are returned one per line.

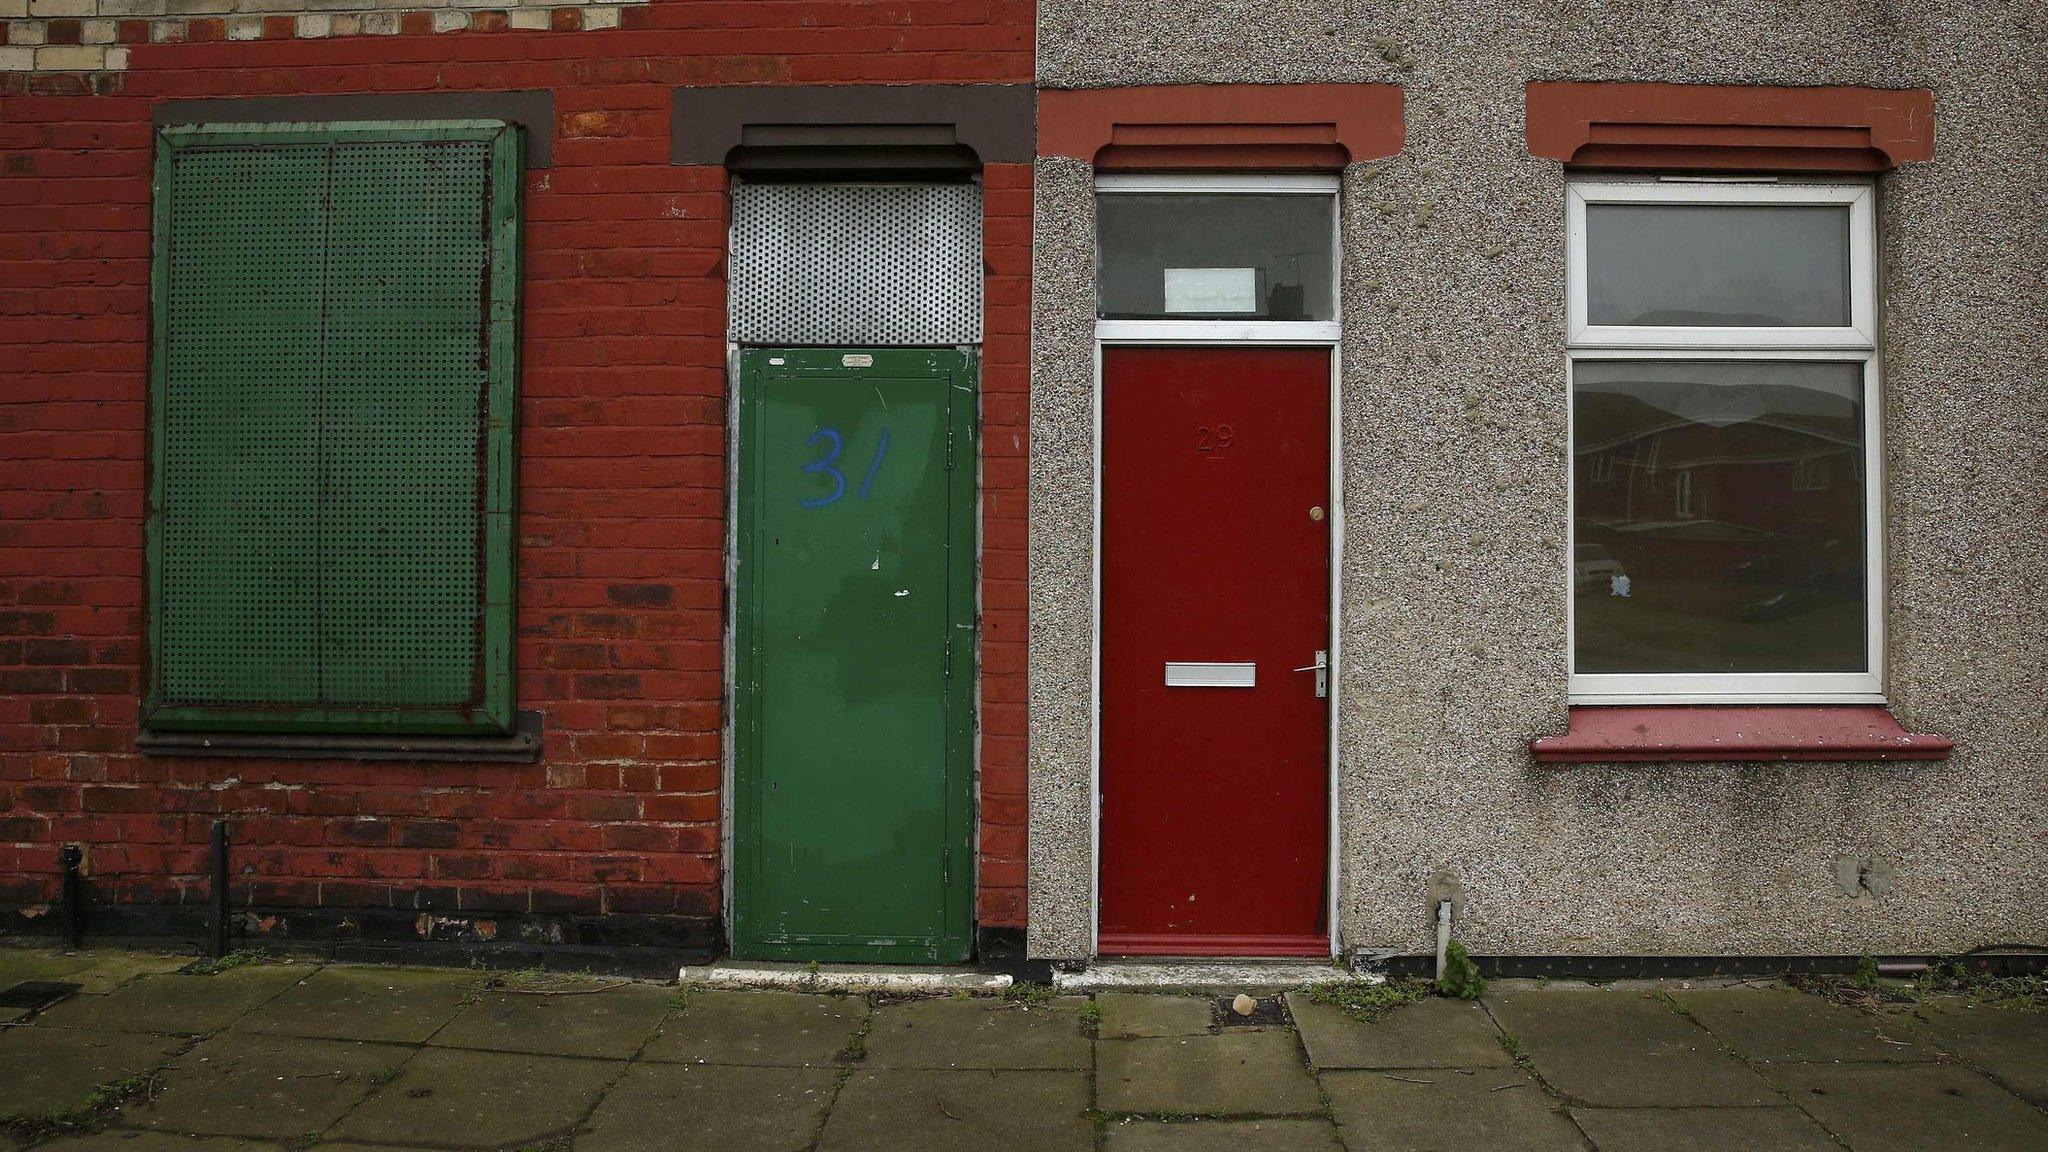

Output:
xmin=1292 ymin=650 xmax=1328 ymax=698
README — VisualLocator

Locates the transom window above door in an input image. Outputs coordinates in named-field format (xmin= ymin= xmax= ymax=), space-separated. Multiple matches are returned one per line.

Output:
xmin=1566 ymin=180 xmax=1882 ymax=704
xmin=1095 ymin=174 xmax=1338 ymax=339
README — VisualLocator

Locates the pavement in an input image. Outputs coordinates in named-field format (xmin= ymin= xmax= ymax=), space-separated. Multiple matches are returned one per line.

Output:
xmin=1 ymin=946 xmax=2044 ymax=1151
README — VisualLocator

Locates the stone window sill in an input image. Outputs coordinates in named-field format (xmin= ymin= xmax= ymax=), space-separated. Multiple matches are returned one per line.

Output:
xmin=1530 ymin=705 xmax=1951 ymax=764
xmin=136 ymin=711 xmax=542 ymax=763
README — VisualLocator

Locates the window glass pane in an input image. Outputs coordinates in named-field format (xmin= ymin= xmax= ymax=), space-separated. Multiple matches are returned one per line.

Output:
xmin=1098 ymin=193 xmax=1333 ymax=321
xmin=1586 ymin=204 xmax=1850 ymax=327
xmin=1572 ymin=360 xmax=1866 ymax=674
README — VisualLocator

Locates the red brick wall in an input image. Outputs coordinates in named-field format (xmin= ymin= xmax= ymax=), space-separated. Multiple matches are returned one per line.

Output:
xmin=0 ymin=3 xmax=1032 ymax=945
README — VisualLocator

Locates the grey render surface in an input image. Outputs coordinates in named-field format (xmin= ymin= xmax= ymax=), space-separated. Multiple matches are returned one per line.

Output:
xmin=1025 ymin=2 xmax=2048 ymax=958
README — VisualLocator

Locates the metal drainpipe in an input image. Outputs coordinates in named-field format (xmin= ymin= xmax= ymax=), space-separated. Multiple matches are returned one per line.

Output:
xmin=60 ymin=845 xmax=84 ymax=948
xmin=1435 ymin=900 xmax=1453 ymax=981
xmin=208 ymin=821 xmax=230 ymax=959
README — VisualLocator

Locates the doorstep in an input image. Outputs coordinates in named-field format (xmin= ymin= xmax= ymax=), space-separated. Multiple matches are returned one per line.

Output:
xmin=679 ymin=959 xmax=1012 ymax=993
xmin=1053 ymin=958 xmax=1376 ymax=992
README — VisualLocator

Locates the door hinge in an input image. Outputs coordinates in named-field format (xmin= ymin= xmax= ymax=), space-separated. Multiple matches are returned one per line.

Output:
xmin=942 ymin=847 xmax=951 ymax=887
xmin=945 ymin=424 xmax=954 ymax=471
xmin=943 ymin=638 xmax=953 ymax=678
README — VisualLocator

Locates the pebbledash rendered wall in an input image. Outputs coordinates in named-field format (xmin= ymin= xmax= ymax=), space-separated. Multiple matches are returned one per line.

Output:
xmin=0 ymin=0 xmax=1034 ymax=957
xmin=1027 ymin=3 xmax=2048 ymax=960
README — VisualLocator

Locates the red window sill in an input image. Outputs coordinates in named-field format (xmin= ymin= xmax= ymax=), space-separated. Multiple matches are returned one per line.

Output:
xmin=1530 ymin=705 xmax=1952 ymax=764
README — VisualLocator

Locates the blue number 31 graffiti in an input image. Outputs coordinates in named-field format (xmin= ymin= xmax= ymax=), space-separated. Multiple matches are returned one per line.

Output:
xmin=799 ymin=426 xmax=891 ymax=508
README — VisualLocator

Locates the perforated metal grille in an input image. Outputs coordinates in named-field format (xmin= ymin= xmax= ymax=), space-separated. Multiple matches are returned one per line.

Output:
xmin=161 ymin=146 xmax=327 ymax=706
xmin=320 ymin=141 xmax=490 ymax=708
xmin=157 ymin=132 xmax=498 ymax=716
xmin=728 ymin=182 xmax=982 ymax=345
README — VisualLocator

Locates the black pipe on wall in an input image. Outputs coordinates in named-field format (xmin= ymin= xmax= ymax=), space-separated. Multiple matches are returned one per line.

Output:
xmin=59 ymin=844 xmax=83 ymax=948
xmin=209 ymin=820 xmax=230 ymax=959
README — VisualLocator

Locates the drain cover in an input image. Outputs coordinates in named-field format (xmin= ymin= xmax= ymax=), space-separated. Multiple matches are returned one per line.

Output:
xmin=0 ymin=980 xmax=82 ymax=1013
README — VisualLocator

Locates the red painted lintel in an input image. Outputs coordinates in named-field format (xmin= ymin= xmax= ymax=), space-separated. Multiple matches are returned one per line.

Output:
xmin=1530 ymin=705 xmax=1952 ymax=765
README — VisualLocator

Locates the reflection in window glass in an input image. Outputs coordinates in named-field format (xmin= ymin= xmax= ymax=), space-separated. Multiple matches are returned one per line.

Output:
xmin=1097 ymin=194 xmax=1334 ymax=321
xmin=1572 ymin=360 xmax=1866 ymax=674
xmin=1586 ymin=204 xmax=1850 ymax=327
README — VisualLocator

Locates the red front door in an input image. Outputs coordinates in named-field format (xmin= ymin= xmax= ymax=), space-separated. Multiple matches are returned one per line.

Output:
xmin=1099 ymin=346 xmax=1332 ymax=956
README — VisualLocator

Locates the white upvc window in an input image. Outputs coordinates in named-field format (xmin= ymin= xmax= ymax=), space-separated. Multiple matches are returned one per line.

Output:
xmin=1093 ymin=172 xmax=1341 ymax=345
xmin=1566 ymin=179 xmax=1883 ymax=705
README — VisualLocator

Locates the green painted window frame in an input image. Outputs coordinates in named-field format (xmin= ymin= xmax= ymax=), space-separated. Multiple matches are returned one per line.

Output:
xmin=143 ymin=121 xmax=522 ymax=736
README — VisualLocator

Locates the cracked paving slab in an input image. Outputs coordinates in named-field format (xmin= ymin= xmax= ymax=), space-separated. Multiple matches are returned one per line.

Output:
xmin=1902 ymin=1000 xmax=2048 ymax=1104
xmin=1487 ymin=990 xmax=1777 ymax=1107
xmin=431 ymin=982 xmax=672 ymax=1060
xmin=1570 ymin=1104 xmax=1843 ymax=1152
xmin=861 ymin=997 xmax=1089 ymax=1070
xmin=1764 ymin=1060 xmax=2048 ymax=1152
xmin=638 ymin=989 xmax=866 ymax=1067
xmin=580 ymin=1062 xmax=837 ymax=1152
xmin=1322 ymin=1068 xmax=1584 ymax=1152
xmin=33 ymin=966 xmax=311 ymax=1037
xmin=0 ymin=1028 xmax=185 ymax=1118
xmin=1096 ymin=1031 xmax=1321 ymax=1116
xmin=127 ymin=1032 xmax=405 ymax=1139
xmin=1101 ymin=1117 xmax=1345 ymax=1150
xmin=238 ymin=966 xmax=481 ymax=1045
xmin=1286 ymin=992 xmax=1510 ymax=1069
xmin=327 ymin=1046 xmax=621 ymax=1148
xmin=1671 ymin=987 xmax=1933 ymax=1063
xmin=819 ymin=1068 xmax=1092 ymax=1152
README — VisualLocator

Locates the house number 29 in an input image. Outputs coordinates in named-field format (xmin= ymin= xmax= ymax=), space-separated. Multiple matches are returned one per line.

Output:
xmin=799 ymin=426 xmax=892 ymax=508
xmin=1195 ymin=424 xmax=1235 ymax=452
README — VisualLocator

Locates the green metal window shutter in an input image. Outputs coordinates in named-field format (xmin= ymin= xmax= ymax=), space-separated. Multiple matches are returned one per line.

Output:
xmin=146 ymin=123 xmax=521 ymax=735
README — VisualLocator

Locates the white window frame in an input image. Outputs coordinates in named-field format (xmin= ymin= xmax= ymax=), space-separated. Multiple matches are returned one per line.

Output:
xmin=1093 ymin=172 xmax=1342 ymax=345
xmin=1089 ymin=171 xmax=1345 ymax=955
xmin=1567 ymin=179 xmax=1884 ymax=705
xmin=1567 ymin=181 xmax=1876 ymax=349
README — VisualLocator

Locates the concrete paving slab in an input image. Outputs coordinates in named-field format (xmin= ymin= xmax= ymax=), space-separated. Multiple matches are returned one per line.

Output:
xmin=1323 ymin=1068 xmax=1584 ymax=1152
xmin=1097 ymin=993 xmax=1213 ymax=1039
xmin=35 ymin=966 xmax=310 ymax=1036
xmin=1488 ymin=990 xmax=1776 ymax=1106
xmin=1286 ymin=992 xmax=1510 ymax=1069
xmin=1096 ymin=1031 xmax=1321 ymax=1116
xmin=863 ymin=997 xmax=1089 ymax=1070
xmin=1571 ymin=1105 xmax=1841 ymax=1151
xmin=66 ymin=953 xmax=195 ymax=996
xmin=431 ymin=983 xmax=670 ymax=1060
xmin=238 ymin=966 xmax=479 ymax=1044
xmin=819 ymin=1068 xmax=1091 ymax=1152
xmin=580 ymin=1062 xmax=836 ymax=1152
xmin=36 ymin=1134 xmax=275 ymax=1152
xmin=1766 ymin=1061 xmax=2048 ymax=1152
xmin=0 ymin=1027 xmax=184 ymax=1118
xmin=639 ymin=989 xmax=865 ymax=1067
xmin=1102 ymin=1117 xmax=1344 ymax=1150
xmin=1905 ymin=1002 xmax=2048 ymax=1103
xmin=128 ymin=1032 xmax=403 ymax=1139
xmin=1672 ymin=987 xmax=1931 ymax=1062
xmin=328 ymin=1046 xmax=619 ymax=1148
xmin=0 ymin=948 xmax=95 ymax=989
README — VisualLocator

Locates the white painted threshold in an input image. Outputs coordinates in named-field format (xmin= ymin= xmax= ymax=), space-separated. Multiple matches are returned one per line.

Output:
xmin=1052 ymin=958 xmax=1377 ymax=992
xmin=680 ymin=960 xmax=1012 ymax=993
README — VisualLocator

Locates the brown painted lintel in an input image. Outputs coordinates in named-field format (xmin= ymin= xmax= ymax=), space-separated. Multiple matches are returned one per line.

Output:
xmin=1526 ymin=82 xmax=1935 ymax=173
xmin=1037 ymin=84 xmax=1405 ymax=170
xmin=672 ymin=84 xmax=1036 ymax=174
xmin=152 ymin=90 xmax=557 ymax=168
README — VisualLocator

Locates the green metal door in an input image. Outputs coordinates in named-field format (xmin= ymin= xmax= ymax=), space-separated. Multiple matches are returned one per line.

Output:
xmin=733 ymin=347 xmax=976 ymax=962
